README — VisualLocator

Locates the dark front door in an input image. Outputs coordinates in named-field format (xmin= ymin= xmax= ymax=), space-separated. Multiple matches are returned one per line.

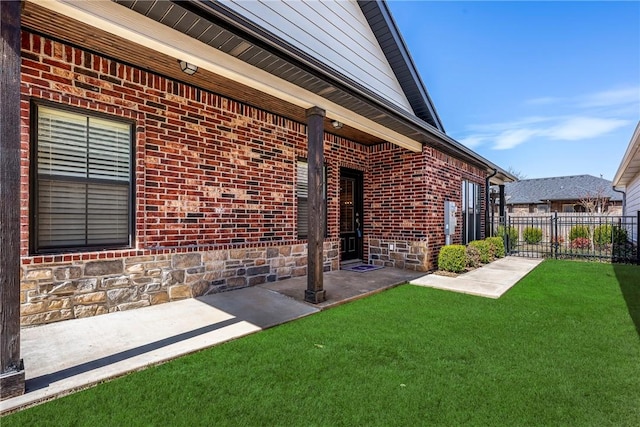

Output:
xmin=340 ymin=168 xmax=363 ymax=261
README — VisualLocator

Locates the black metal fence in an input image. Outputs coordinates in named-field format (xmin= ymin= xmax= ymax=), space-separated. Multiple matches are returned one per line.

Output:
xmin=492 ymin=212 xmax=639 ymax=264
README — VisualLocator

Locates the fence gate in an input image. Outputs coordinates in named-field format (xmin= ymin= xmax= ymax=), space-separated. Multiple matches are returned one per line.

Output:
xmin=495 ymin=212 xmax=639 ymax=264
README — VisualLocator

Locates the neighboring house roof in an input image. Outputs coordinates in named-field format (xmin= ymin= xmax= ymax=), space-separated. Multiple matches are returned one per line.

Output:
xmin=504 ymin=175 xmax=623 ymax=205
xmin=613 ymin=122 xmax=640 ymax=188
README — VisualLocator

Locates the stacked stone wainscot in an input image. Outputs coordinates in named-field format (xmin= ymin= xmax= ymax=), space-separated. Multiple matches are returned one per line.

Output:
xmin=368 ymin=237 xmax=430 ymax=272
xmin=20 ymin=241 xmax=339 ymax=326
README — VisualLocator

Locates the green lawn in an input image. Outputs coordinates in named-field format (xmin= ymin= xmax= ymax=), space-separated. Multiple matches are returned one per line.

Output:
xmin=4 ymin=260 xmax=640 ymax=426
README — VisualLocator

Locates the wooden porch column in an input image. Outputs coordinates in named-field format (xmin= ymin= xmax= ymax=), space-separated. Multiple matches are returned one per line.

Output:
xmin=304 ymin=107 xmax=326 ymax=304
xmin=0 ymin=0 xmax=26 ymax=400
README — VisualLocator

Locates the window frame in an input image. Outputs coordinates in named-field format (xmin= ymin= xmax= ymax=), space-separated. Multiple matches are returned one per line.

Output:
xmin=536 ymin=204 xmax=550 ymax=213
xmin=29 ymin=100 xmax=136 ymax=254
xmin=461 ymin=180 xmax=482 ymax=244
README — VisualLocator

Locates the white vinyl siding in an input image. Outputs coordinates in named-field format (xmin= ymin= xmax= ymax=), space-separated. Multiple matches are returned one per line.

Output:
xmin=221 ymin=0 xmax=413 ymax=113
xmin=35 ymin=106 xmax=132 ymax=251
xmin=626 ymin=173 xmax=640 ymax=243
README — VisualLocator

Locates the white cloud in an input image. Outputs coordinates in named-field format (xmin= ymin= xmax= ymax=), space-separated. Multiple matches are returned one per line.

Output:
xmin=523 ymin=86 xmax=639 ymax=109
xmin=545 ymin=117 xmax=630 ymax=141
xmin=524 ymin=97 xmax=562 ymax=106
xmin=458 ymin=135 xmax=487 ymax=148
xmin=493 ymin=128 xmax=539 ymax=150
xmin=579 ymin=87 xmax=640 ymax=108
xmin=457 ymin=86 xmax=638 ymax=151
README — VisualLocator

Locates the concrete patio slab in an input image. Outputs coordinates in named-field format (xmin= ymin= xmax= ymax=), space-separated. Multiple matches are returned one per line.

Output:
xmin=261 ymin=266 xmax=425 ymax=308
xmin=1 ymin=266 xmax=420 ymax=415
xmin=1 ymin=287 xmax=318 ymax=415
xmin=410 ymin=256 xmax=542 ymax=298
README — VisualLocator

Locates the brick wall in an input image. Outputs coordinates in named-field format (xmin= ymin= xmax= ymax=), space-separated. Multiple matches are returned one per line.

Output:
xmin=368 ymin=144 xmax=486 ymax=268
xmin=18 ymin=31 xmax=487 ymax=325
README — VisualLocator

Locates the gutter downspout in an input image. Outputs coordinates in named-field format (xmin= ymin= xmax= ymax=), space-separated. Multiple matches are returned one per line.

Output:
xmin=612 ymin=186 xmax=626 ymax=217
xmin=485 ymin=169 xmax=498 ymax=238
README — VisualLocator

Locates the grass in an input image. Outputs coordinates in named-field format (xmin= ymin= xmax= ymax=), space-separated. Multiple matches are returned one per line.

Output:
xmin=4 ymin=260 xmax=640 ymax=426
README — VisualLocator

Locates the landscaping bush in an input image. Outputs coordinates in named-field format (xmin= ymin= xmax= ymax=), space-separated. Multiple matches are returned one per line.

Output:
xmin=614 ymin=226 xmax=629 ymax=244
xmin=496 ymin=225 xmax=518 ymax=245
xmin=569 ymin=225 xmax=590 ymax=241
xmin=594 ymin=224 xmax=628 ymax=246
xmin=466 ymin=244 xmax=481 ymax=268
xmin=523 ymin=226 xmax=543 ymax=244
xmin=486 ymin=236 xmax=506 ymax=258
xmin=570 ymin=237 xmax=591 ymax=249
xmin=469 ymin=239 xmax=492 ymax=263
xmin=438 ymin=245 xmax=467 ymax=273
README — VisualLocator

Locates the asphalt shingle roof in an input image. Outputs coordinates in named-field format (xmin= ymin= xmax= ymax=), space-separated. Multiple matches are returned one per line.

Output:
xmin=504 ymin=175 xmax=623 ymax=205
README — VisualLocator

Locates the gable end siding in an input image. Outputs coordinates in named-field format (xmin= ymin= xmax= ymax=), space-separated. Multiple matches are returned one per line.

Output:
xmin=219 ymin=0 xmax=413 ymax=114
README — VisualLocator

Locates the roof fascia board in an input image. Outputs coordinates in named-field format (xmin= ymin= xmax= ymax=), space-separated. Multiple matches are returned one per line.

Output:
xmin=359 ymin=0 xmax=445 ymax=132
xmin=30 ymin=0 xmax=422 ymax=152
xmin=121 ymin=0 xmax=515 ymax=180
xmin=613 ymin=121 xmax=640 ymax=187
xmin=186 ymin=1 xmax=419 ymax=125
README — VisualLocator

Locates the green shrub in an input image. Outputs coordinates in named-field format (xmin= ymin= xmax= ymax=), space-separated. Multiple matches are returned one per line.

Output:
xmin=523 ymin=226 xmax=543 ymax=244
xmin=486 ymin=236 xmax=506 ymax=258
xmin=466 ymin=244 xmax=481 ymax=268
xmin=594 ymin=224 xmax=612 ymax=246
xmin=614 ymin=226 xmax=629 ymax=244
xmin=569 ymin=225 xmax=590 ymax=240
xmin=594 ymin=224 xmax=628 ymax=246
xmin=469 ymin=239 xmax=491 ymax=263
xmin=438 ymin=245 xmax=467 ymax=273
xmin=496 ymin=225 xmax=518 ymax=245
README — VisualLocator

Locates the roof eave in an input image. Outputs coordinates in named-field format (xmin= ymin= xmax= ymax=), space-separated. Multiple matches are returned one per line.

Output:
xmin=613 ymin=121 xmax=640 ymax=187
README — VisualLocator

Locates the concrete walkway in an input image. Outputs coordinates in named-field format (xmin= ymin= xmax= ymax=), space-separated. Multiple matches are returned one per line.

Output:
xmin=1 ymin=258 xmax=540 ymax=414
xmin=410 ymin=256 xmax=543 ymax=298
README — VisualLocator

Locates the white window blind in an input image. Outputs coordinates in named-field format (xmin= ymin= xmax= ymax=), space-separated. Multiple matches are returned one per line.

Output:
xmin=296 ymin=161 xmax=309 ymax=238
xmin=296 ymin=160 xmax=327 ymax=239
xmin=35 ymin=106 xmax=132 ymax=251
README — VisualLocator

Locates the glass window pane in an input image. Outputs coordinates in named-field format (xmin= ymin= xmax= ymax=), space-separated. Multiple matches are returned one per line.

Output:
xmin=38 ymin=180 xmax=87 ymax=248
xmin=35 ymin=106 xmax=132 ymax=251
xmin=38 ymin=107 xmax=88 ymax=178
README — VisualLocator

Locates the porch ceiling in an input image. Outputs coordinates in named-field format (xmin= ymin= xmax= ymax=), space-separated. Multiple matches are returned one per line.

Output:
xmin=21 ymin=0 xmax=413 ymax=149
xmin=22 ymin=0 xmax=518 ymax=181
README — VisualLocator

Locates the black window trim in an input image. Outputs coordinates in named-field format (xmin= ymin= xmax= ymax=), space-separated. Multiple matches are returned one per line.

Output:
xmin=29 ymin=99 xmax=136 ymax=254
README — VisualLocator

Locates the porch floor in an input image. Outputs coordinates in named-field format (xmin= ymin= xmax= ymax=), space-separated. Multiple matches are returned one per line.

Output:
xmin=1 ymin=266 xmax=423 ymax=414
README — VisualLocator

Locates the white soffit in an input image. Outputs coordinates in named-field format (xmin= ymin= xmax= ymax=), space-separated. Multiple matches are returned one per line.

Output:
xmin=220 ymin=0 xmax=414 ymax=114
xmin=613 ymin=122 xmax=640 ymax=187
xmin=30 ymin=0 xmax=422 ymax=153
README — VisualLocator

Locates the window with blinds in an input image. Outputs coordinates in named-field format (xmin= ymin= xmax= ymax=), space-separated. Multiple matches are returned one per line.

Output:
xmin=33 ymin=105 xmax=133 ymax=252
xmin=296 ymin=160 xmax=327 ymax=239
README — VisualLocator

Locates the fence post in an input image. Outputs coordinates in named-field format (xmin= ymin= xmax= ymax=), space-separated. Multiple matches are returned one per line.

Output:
xmin=503 ymin=215 xmax=509 ymax=254
xmin=553 ymin=212 xmax=558 ymax=259
xmin=637 ymin=211 xmax=640 ymax=265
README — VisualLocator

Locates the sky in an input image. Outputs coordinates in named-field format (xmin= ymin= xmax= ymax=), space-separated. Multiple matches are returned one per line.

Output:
xmin=386 ymin=1 xmax=640 ymax=181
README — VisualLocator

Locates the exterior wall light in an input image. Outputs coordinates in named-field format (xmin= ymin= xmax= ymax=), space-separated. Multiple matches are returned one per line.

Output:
xmin=331 ymin=120 xmax=343 ymax=129
xmin=178 ymin=60 xmax=198 ymax=75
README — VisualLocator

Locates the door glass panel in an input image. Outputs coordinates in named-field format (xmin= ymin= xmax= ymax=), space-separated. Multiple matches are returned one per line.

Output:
xmin=340 ymin=178 xmax=354 ymax=233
